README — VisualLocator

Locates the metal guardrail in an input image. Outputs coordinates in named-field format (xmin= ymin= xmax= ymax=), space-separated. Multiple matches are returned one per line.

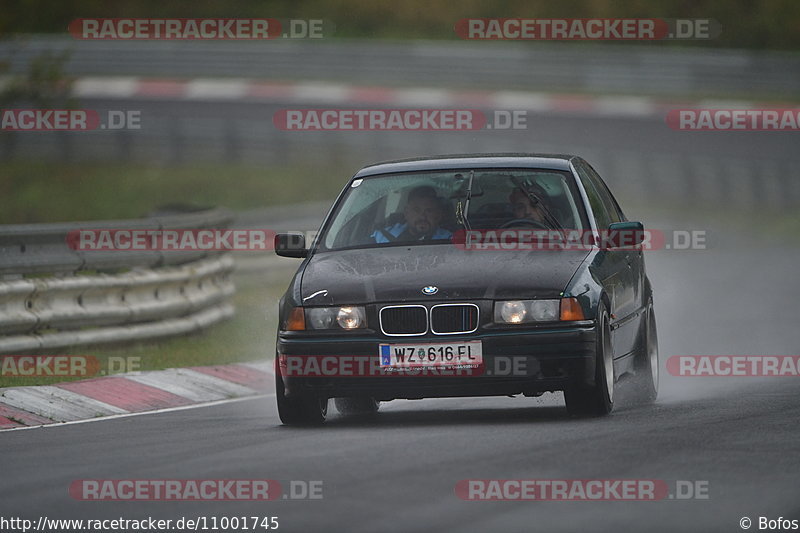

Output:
xmin=0 ymin=208 xmax=234 ymax=275
xmin=2 ymin=36 xmax=799 ymax=98
xmin=0 ymin=208 xmax=236 ymax=353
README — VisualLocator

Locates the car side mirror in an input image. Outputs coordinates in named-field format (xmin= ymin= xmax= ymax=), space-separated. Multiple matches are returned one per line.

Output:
xmin=274 ymin=233 xmax=307 ymax=258
xmin=606 ymin=221 xmax=645 ymax=249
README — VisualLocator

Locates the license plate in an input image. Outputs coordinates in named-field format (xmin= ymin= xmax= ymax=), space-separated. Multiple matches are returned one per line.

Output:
xmin=379 ymin=341 xmax=483 ymax=368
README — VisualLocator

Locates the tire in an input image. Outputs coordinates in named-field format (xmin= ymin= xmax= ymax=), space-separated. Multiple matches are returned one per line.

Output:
xmin=629 ymin=300 xmax=659 ymax=404
xmin=334 ymin=397 xmax=380 ymax=416
xmin=275 ymin=360 xmax=328 ymax=425
xmin=564 ymin=303 xmax=615 ymax=417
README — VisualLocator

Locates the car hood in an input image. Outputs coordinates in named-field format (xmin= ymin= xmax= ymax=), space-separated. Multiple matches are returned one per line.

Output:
xmin=299 ymin=245 xmax=589 ymax=304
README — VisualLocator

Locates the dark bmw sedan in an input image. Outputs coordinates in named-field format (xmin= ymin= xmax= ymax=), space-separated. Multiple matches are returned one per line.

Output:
xmin=273 ymin=154 xmax=659 ymax=424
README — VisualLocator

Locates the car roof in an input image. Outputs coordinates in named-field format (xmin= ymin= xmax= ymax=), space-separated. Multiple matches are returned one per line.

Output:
xmin=354 ymin=153 xmax=578 ymax=178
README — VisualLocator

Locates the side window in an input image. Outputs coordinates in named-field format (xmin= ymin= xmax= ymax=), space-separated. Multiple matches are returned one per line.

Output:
xmin=584 ymin=164 xmax=624 ymax=223
xmin=575 ymin=163 xmax=611 ymax=230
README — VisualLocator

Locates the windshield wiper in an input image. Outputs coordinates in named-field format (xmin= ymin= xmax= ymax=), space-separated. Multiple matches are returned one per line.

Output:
xmin=509 ymin=176 xmax=564 ymax=232
xmin=455 ymin=170 xmax=475 ymax=230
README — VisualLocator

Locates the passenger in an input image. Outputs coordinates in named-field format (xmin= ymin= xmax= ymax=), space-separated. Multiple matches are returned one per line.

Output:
xmin=509 ymin=185 xmax=549 ymax=224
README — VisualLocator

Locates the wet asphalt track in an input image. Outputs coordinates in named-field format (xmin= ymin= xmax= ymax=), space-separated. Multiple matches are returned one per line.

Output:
xmin=2 ymin=208 xmax=799 ymax=533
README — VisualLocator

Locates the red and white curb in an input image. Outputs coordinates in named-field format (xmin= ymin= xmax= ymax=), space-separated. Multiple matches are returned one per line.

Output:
xmin=67 ymin=76 xmax=778 ymax=119
xmin=0 ymin=361 xmax=273 ymax=430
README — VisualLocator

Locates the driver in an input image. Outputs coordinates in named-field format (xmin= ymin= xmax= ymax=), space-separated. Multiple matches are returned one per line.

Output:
xmin=373 ymin=186 xmax=452 ymax=243
xmin=509 ymin=185 xmax=549 ymax=224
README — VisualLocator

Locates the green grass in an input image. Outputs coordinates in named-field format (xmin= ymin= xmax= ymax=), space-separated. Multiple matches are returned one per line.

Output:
xmin=0 ymin=266 xmax=296 ymax=389
xmin=0 ymin=159 xmax=350 ymax=224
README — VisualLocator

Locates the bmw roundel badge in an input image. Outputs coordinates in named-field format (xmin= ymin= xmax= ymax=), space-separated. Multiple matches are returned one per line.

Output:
xmin=422 ymin=285 xmax=439 ymax=295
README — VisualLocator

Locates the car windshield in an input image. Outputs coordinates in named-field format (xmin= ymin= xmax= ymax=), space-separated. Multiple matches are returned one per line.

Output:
xmin=318 ymin=169 xmax=587 ymax=251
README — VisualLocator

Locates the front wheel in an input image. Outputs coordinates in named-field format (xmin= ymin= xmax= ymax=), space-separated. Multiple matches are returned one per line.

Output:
xmin=564 ymin=303 xmax=614 ymax=417
xmin=275 ymin=360 xmax=328 ymax=425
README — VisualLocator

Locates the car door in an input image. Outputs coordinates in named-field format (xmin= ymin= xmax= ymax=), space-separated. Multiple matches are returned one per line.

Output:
xmin=585 ymin=162 xmax=645 ymax=310
xmin=575 ymin=161 xmax=637 ymax=359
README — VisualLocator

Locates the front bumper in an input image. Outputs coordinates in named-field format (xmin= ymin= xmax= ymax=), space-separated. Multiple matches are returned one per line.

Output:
xmin=277 ymin=324 xmax=597 ymax=400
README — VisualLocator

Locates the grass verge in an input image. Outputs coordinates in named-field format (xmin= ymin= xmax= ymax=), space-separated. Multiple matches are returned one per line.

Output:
xmin=0 ymin=159 xmax=350 ymax=224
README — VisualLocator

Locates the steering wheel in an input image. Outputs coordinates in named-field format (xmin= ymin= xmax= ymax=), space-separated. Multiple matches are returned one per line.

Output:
xmin=500 ymin=218 xmax=550 ymax=229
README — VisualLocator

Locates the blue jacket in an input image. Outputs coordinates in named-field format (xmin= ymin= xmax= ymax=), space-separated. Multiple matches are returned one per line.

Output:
xmin=372 ymin=223 xmax=452 ymax=243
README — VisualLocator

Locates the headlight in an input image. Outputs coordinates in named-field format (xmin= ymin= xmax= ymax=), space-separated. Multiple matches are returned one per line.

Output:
xmin=337 ymin=306 xmax=365 ymax=329
xmin=305 ymin=306 xmax=366 ymax=330
xmin=498 ymin=300 xmax=527 ymax=323
xmin=529 ymin=300 xmax=560 ymax=321
xmin=494 ymin=300 xmax=560 ymax=324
